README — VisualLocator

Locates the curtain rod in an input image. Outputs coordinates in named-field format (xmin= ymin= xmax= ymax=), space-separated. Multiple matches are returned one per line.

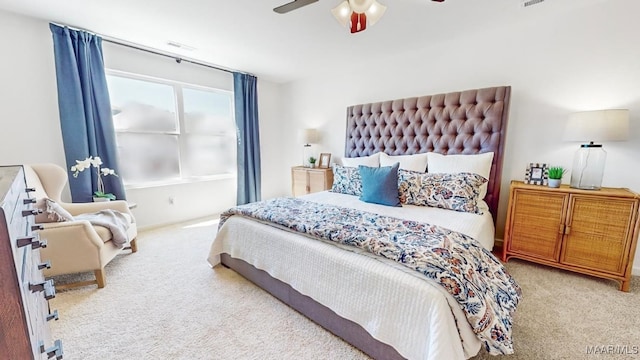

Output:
xmin=51 ymin=22 xmax=254 ymax=77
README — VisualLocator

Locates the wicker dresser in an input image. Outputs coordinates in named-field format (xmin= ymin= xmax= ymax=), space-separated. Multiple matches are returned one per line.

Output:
xmin=0 ymin=166 xmax=63 ymax=359
xmin=502 ymin=180 xmax=640 ymax=291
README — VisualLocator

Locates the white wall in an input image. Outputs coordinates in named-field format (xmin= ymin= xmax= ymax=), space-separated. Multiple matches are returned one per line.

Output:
xmin=0 ymin=10 xmax=286 ymax=229
xmin=279 ymin=1 xmax=640 ymax=274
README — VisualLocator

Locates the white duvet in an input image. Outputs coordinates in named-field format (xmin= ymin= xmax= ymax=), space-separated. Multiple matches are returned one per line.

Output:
xmin=208 ymin=191 xmax=496 ymax=359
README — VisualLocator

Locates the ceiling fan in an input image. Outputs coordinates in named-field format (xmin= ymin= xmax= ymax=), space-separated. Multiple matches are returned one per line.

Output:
xmin=274 ymin=0 xmax=445 ymax=33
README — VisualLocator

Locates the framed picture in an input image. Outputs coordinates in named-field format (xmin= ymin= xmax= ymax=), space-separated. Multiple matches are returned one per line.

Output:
xmin=319 ymin=153 xmax=332 ymax=168
xmin=524 ymin=163 xmax=549 ymax=185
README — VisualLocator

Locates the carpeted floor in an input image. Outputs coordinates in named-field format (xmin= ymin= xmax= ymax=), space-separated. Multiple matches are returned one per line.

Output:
xmin=49 ymin=219 xmax=640 ymax=360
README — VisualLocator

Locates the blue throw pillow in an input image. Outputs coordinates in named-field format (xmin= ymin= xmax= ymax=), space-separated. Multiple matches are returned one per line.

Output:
xmin=359 ymin=163 xmax=401 ymax=207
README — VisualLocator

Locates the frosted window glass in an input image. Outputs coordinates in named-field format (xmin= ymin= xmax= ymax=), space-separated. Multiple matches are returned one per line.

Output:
xmin=106 ymin=71 xmax=237 ymax=185
xmin=107 ymin=75 xmax=178 ymax=132
xmin=182 ymin=135 xmax=236 ymax=177
xmin=115 ymin=133 xmax=180 ymax=184
xmin=183 ymin=87 xmax=235 ymax=135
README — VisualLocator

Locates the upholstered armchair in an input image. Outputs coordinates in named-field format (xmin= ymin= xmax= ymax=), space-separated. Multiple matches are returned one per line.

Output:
xmin=23 ymin=163 xmax=137 ymax=289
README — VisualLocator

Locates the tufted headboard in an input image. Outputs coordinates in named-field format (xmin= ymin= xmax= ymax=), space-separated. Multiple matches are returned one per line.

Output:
xmin=344 ymin=86 xmax=511 ymax=222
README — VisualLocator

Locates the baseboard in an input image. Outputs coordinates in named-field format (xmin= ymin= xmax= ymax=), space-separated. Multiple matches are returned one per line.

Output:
xmin=137 ymin=215 xmax=219 ymax=232
xmin=633 ymin=265 xmax=640 ymax=277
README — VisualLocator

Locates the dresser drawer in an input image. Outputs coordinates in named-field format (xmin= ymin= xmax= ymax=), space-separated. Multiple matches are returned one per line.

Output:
xmin=0 ymin=166 xmax=61 ymax=360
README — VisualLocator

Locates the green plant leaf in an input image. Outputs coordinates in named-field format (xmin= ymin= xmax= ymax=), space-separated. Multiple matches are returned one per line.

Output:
xmin=94 ymin=191 xmax=116 ymax=200
xmin=548 ymin=166 xmax=566 ymax=180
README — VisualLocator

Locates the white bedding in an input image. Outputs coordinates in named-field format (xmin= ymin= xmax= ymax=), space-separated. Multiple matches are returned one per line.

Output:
xmin=208 ymin=192 xmax=495 ymax=359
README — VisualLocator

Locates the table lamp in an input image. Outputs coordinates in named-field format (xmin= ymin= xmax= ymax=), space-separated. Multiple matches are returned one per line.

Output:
xmin=301 ymin=128 xmax=319 ymax=167
xmin=563 ymin=109 xmax=629 ymax=190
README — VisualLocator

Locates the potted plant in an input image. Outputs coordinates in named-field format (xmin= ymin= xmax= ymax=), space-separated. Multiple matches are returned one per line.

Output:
xmin=70 ymin=156 xmax=119 ymax=201
xmin=548 ymin=166 xmax=566 ymax=188
xmin=308 ymin=156 xmax=317 ymax=168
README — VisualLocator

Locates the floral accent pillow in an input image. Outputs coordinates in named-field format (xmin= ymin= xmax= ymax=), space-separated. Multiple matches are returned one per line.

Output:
xmin=398 ymin=170 xmax=488 ymax=214
xmin=330 ymin=165 xmax=362 ymax=196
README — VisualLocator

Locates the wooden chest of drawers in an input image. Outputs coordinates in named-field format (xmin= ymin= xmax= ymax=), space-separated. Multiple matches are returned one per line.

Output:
xmin=0 ymin=166 xmax=63 ymax=359
xmin=291 ymin=166 xmax=333 ymax=196
xmin=502 ymin=181 xmax=640 ymax=291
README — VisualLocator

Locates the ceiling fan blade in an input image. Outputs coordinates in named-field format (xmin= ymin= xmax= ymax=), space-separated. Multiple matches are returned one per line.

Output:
xmin=273 ymin=0 xmax=319 ymax=14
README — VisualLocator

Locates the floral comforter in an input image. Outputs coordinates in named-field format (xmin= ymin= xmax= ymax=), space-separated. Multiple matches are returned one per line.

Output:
xmin=219 ymin=197 xmax=522 ymax=355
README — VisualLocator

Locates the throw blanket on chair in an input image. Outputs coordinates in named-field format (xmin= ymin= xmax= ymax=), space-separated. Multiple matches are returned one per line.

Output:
xmin=75 ymin=209 xmax=130 ymax=247
xmin=220 ymin=197 xmax=522 ymax=355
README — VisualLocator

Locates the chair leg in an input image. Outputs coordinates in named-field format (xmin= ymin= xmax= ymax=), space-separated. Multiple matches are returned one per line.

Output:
xmin=129 ymin=238 xmax=138 ymax=253
xmin=95 ymin=269 xmax=106 ymax=288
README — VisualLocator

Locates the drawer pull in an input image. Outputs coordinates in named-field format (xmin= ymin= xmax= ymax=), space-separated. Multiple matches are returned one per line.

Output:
xmin=17 ymin=236 xmax=36 ymax=248
xmin=25 ymin=187 xmax=36 ymax=193
xmin=18 ymin=236 xmax=47 ymax=249
xmin=23 ymin=197 xmax=37 ymax=204
xmin=30 ymin=279 xmax=56 ymax=300
xmin=47 ymin=309 xmax=59 ymax=322
xmin=32 ymin=224 xmax=45 ymax=231
xmin=22 ymin=209 xmax=42 ymax=217
xmin=32 ymin=240 xmax=47 ymax=249
xmin=38 ymin=260 xmax=52 ymax=270
xmin=40 ymin=339 xmax=64 ymax=359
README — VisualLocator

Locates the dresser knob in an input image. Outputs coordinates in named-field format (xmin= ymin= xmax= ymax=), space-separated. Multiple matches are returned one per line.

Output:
xmin=17 ymin=236 xmax=36 ymax=248
xmin=39 ymin=339 xmax=63 ymax=359
xmin=22 ymin=209 xmax=42 ymax=217
xmin=23 ymin=197 xmax=37 ymax=204
xmin=47 ymin=310 xmax=59 ymax=322
xmin=30 ymin=279 xmax=56 ymax=299
xmin=33 ymin=240 xmax=47 ymax=249
xmin=18 ymin=236 xmax=47 ymax=249
xmin=38 ymin=260 xmax=52 ymax=270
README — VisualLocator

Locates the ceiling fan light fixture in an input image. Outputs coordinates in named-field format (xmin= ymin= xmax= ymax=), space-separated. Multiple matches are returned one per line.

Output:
xmin=332 ymin=0 xmax=386 ymax=33
xmin=350 ymin=12 xmax=367 ymax=33
xmin=348 ymin=0 xmax=374 ymax=13
xmin=331 ymin=1 xmax=352 ymax=27
xmin=365 ymin=1 xmax=386 ymax=25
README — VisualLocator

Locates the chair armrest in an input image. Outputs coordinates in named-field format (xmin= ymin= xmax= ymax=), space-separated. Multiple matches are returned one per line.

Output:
xmin=38 ymin=220 xmax=105 ymax=250
xmin=59 ymin=200 xmax=133 ymax=218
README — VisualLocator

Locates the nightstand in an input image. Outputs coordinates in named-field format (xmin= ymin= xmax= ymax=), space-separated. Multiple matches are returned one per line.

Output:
xmin=291 ymin=166 xmax=333 ymax=196
xmin=502 ymin=180 xmax=640 ymax=291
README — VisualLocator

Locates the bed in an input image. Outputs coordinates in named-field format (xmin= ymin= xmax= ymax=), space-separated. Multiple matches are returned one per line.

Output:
xmin=208 ymin=86 xmax=518 ymax=359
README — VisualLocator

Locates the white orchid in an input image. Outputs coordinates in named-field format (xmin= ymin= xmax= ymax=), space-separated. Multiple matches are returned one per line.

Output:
xmin=70 ymin=156 xmax=119 ymax=200
xmin=101 ymin=168 xmax=116 ymax=176
xmin=71 ymin=158 xmax=92 ymax=177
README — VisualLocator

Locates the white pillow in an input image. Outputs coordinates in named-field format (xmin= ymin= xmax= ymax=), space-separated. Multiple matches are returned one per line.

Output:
xmin=341 ymin=152 xmax=380 ymax=167
xmin=379 ymin=152 xmax=428 ymax=172
xmin=426 ymin=152 xmax=494 ymax=199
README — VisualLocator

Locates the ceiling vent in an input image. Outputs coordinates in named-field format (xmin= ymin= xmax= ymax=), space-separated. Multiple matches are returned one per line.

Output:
xmin=166 ymin=41 xmax=196 ymax=51
xmin=522 ymin=0 xmax=545 ymax=7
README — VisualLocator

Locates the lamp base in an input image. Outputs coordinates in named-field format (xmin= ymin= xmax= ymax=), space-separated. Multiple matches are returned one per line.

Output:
xmin=302 ymin=144 xmax=311 ymax=167
xmin=569 ymin=184 xmax=601 ymax=190
xmin=569 ymin=143 xmax=606 ymax=191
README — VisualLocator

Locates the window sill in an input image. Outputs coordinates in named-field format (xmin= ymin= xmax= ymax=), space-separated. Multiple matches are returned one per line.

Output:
xmin=124 ymin=173 xmax=236 ymax=190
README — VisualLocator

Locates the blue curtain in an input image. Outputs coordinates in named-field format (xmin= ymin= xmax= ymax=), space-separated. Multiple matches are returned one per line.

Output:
xmin=49 ymin=23 xmax=125 ymax=202
xmin=234 ymin=73 xmax=262 ymax=205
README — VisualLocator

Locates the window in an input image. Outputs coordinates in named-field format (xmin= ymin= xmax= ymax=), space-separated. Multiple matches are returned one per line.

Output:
xmin=106 ymin=71 xmax=236 ymax=186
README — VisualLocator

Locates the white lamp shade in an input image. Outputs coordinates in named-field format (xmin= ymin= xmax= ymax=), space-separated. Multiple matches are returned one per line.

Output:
xmin=331 ymin=1 xmax=351 ymax=27
xmin=365 ymin=1 xmax=386 ymax=25
xmin=348 ymin=0 xmax=374 ymax=13
xmin=563 ymin=109 xmax=629 ymax=142
xmin=301 ymin=128 xmax=319 ymax=144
